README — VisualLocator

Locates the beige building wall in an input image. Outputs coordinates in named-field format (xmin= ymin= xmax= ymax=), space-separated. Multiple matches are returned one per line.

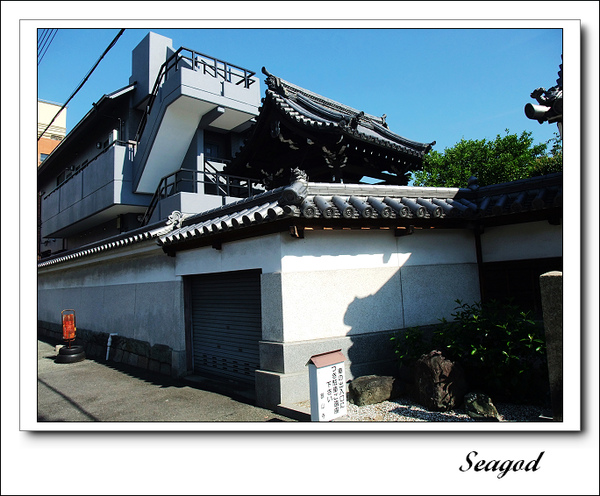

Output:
xmin=38 ymin=100 xmax=67 ymax=167
xmin=38 ymin=100 xmax=67 ymax=139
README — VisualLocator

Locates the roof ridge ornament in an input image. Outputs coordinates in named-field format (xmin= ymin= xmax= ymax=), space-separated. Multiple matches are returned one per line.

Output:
xmin=262 ymin=66 xmax=286 ymax=96
xmin=467 ymin=176 xmax=480 ymax=191
xmin=280 ymin=169 xmax=309 ymax=205
xmin=350 ymin=111 xmax=364 ymax=130
xmin=166 ymin=210 xmax=188 ymax=229
xmin=290 ymin=167 xmax=308 ymax=183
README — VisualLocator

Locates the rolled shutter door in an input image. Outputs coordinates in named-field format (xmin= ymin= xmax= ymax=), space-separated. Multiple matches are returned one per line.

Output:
xmin=190 ymin=270 xmax=261 ymax=384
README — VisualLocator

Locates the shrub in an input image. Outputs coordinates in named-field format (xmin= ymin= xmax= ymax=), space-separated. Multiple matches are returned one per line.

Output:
xmin=391 ymin=299 xmax=549 ymax=403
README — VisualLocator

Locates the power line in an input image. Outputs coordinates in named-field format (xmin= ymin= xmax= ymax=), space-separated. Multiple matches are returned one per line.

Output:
xmin=38 ymin=28 xmax=50 ymax=48
xmin=38 ymin=28 xmax=126 ymax=141
xmin=37 ymin=29 xmax=49 ymax=49
xmin=38 ymin=29 xmax=54 ymax=59
xmin=38 ymin=29 xmax=57 ymax=66
xmin=37 ymin=29 xmax=50 ymax=60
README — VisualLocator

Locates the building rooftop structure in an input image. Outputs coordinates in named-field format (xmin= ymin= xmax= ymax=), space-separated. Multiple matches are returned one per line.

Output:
xmin=225 ymin=68 xmax=435 ymax=188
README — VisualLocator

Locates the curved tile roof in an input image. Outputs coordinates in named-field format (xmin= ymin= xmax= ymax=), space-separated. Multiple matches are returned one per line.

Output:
xmin=226 ymin=69 xmax=436 ymax=187
xmin=37 ymin=220 xmax=175 ymax=268
xmin=38 ymin=171 xmax=562 ymax=266
xmin=158 ymin=172 xmax=563 ymax=248
xmin=263 ymin=74 xmax=434 ymax=156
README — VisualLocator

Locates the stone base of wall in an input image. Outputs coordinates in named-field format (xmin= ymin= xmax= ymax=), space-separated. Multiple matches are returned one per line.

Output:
xmin=38 ymin=321 xmax=174 ymax=377
xmin=256 ymin=329 xmax=399 ymax=409
xmin=539 ymin=271 xmax=563 ymax=421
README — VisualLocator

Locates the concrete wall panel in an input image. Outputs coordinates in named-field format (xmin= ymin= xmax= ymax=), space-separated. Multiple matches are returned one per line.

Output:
xmin=130 ymin=281 xmax=185 ymax=349
xmin=261 ymin=272 xmax=284 ymax=342
xmin=401 ymin=263 xmax=480 ymax=327
xmin=38 ymin=251 xmax=184 ymax=350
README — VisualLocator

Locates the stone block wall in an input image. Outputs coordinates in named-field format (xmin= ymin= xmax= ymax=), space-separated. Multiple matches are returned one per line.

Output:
xmin=38 ymin=321 xmax=174 ymax=377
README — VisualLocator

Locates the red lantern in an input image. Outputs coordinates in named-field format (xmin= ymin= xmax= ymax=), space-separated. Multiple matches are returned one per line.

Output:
xmin=61 ymin=310 xmax=76 ymax=344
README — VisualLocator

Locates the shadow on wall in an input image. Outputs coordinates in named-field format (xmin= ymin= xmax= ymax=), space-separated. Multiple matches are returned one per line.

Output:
xmin=343 ymin=262 xmax=482 ymax=385
xmin=343 ymin=269 xmax=404 ymax=382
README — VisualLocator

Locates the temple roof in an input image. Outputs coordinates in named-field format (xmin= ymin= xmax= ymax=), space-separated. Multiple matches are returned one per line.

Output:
xmin=224 ymin=68 xmax=435 ymax=188
xmin=37 ymin=171 xmax=562 ymax=267
xmin=158 ymin=170 xmax=562 ymax=252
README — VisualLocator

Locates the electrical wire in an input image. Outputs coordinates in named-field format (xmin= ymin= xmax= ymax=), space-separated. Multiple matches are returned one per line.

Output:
xmin=38 ymin=29 xmax=51 ymax=49
xmin=38 ymin=29 xmax=54 ymax=61
xmin=39 ymin=30 xmax=57 ymax=64
xmin=38 ymin=29 xmax=57 ymax=66
xmin=37 ymin=29 xmax=51 ymax=62
xmin=38 ymin=28 xmax=126 ymax=141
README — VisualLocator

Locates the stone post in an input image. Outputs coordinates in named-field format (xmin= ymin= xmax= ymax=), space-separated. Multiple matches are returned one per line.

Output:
xmin=539 ymin=271 xmax=563 ymax=421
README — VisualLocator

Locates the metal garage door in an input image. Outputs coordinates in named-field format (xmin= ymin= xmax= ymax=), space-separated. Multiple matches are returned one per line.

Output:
xmin=190 ymin=270 xmax=262 ymax=385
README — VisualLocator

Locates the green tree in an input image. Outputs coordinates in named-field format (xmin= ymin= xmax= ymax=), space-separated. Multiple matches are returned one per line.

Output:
xmin=411 ymin=130 xmax=562 ymax=187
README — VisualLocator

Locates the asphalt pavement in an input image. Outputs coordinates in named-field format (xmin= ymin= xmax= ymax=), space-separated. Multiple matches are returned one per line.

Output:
xmin=37 ymin=338 xmax=295 ymax=424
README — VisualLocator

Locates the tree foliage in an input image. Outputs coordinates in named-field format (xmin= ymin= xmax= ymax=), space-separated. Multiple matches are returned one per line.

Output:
xmin=411 ymin=130 xmax=562 ymax=188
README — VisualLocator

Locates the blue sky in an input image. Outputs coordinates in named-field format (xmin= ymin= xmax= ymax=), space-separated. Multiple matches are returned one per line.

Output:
xmin=37 ymin=27 xmax=564 ymax=154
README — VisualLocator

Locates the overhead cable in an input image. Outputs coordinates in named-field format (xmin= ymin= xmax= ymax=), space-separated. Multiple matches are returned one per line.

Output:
xmin=38 ymin=28 xmax=126 ymax=141
xmin=38 ymin=29 xmax=57 ymax=66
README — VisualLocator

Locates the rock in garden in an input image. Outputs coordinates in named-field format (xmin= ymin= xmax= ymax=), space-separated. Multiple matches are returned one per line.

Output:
xmin=414 ymin=350 xmax=467 ymax=412
xmin=348 ymin=375 xmax=401 ymax=406
xmin=464 ymin=391 xmax=501 ymax=421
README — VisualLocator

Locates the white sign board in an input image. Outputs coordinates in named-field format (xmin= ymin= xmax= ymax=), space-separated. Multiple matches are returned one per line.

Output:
xmin=307 ymin=350 xmax=347 ymax=422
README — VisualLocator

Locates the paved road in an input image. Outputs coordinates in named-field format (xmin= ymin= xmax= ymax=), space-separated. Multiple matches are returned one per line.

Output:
xmin=37 ymin=339 xmax=294 ymax=423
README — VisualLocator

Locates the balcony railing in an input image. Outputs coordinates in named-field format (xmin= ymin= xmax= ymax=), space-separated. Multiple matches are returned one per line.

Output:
xmin=42 ymin=140 xmax=134 ymax=201
xmin=134 ymin=47 xmax=256 ymax=143
xmin=139 ymin=160 xmax=263 ymax=226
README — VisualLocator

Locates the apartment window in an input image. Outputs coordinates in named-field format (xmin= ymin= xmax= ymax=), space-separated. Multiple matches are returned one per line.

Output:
xmin=40 ymin=153 xmax=49 ymax=162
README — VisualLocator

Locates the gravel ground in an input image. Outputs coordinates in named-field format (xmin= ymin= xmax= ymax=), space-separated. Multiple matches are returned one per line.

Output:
xmin=340 ymin=397 xmax=550 ymax=422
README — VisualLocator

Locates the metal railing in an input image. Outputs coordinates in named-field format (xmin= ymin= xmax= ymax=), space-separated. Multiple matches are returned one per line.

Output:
xmin=139 ymin=161 xmax=262 ymax=226
xmin=134 ymin=47 xmax=256 ymax=143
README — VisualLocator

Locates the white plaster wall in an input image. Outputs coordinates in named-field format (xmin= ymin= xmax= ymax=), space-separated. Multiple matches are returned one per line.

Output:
xmin=281 ymin=229 xmax=404 ymax=271
xmin=395 ymin=229 xmax=478 ymax=265
xmin=278 ymin=229 xmax=480 ymax=342
xmin=280 ymin=228 xmax=477 ymax=272
xmin=280 ymin=266 xmax=403 ymax=341
xmin=38 ymin=246 xmax=178 ymax=288
xmin=171 ymin=229 xmax=482 ymax=344
xmin=175 ymin=233 xmax=283 ymax=276
xmin=481 ymin=221 xmax=562 ymax=262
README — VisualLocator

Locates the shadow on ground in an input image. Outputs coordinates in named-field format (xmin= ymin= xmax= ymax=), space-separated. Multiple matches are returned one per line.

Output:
xmin=38 ymin=335 xmax=257 ymax=407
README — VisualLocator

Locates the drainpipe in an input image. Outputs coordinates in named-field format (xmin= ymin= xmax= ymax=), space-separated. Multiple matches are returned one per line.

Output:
xmin=106 ymin=333 xmax=118 ymax=361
